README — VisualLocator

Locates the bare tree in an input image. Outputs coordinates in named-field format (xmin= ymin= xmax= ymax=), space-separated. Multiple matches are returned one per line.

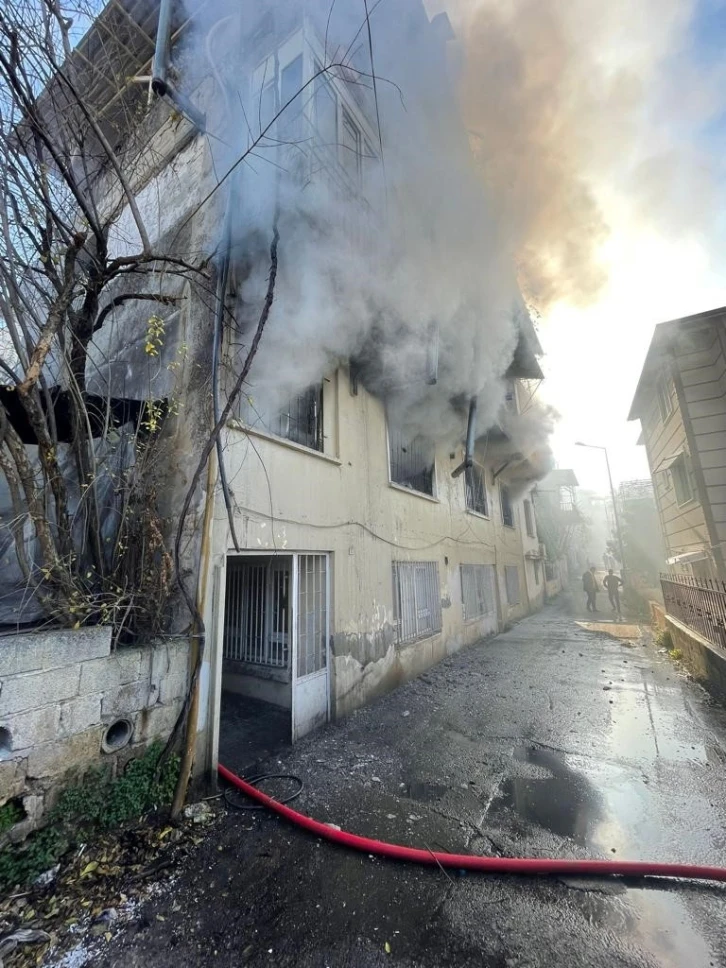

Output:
xmin=0 ymin=0 xmax=206 ymax=637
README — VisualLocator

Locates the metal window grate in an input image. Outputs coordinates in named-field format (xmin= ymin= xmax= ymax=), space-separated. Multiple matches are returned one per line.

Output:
xmin=500 ymin=486 xmax=514 ymax=527
xmin=389 ymin=428 xmax=434 ymax=495
xmin=504 ymin=565 xmax=520 ymax=605
xmin=223 ymin=558 xmax=290 ymax=667
xmin=258 ymin=384 xmax=323 ymax=451
xmin=661 ymin=573 xmax=726 ymax=652
xmin=392 ymin=561 xmax=442 ymax=643
xmin=461 ymin=564 xmax=496 ymax=620
xmin=297 ymin=554 xmax=328 ymax=677
xmin=465 ymin=464 xmax=488 ymax=515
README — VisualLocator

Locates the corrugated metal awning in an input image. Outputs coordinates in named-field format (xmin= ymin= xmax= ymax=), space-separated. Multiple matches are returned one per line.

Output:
xmin=657 ymin=452 xmax=683 ymax=473
xmin=666 ymin=550 xmax=710 ymax=565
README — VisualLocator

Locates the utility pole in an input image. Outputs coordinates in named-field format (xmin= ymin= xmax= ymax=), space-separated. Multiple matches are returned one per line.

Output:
xmin=576 ymin=442 xmax=627 ymax=581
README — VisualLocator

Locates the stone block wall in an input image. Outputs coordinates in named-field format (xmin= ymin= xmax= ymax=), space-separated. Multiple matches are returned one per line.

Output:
xmin=0 ymin=627 xmax=189 ymax=839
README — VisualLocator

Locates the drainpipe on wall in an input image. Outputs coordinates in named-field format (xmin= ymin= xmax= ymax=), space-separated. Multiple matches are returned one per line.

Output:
xmin=152 ymin=0 xmax=206 ymax=132
xmin=451 ymin=396 xmax=478 ymax=478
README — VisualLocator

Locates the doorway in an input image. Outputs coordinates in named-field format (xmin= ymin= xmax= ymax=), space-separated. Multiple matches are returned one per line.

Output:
xmin=219 ymin=553 xmax=330 ymax=773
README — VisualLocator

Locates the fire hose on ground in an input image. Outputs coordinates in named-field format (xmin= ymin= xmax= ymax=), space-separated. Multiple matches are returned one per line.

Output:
xmin=218 ymin=764 xmax=726 ymax=884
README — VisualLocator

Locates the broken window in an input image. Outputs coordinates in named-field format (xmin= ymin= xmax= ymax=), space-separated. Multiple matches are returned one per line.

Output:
xmin=504 ymin=565 xmax=520 ymax=605
xmin=243 ymin=384 xmax=324 ymax=451
xmin=389 ymin=426 xmax=435 ymax=495
xmin=523 ymin=499 xmax=535 ymax=536
xmin=465 ymin=463 xmax=488 ymax=516
xmin=500 ymin=485 xmax=514 ymax=527
xmin=393 ymin=561 xmax=442 ymax=643
xmin=461 ymin=564 xmax=495 ymax=621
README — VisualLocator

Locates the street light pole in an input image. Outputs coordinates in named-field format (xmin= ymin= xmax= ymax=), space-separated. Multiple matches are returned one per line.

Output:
xmin=575 ymin=442 xmax=627 ymax=581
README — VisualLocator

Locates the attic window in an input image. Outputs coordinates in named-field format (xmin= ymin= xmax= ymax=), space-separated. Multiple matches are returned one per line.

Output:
xmin=656 ymin=373 xmax=673 ymax=423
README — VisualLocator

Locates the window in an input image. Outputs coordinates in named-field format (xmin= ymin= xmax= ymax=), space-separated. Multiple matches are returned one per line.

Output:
xmin=244 ymin=384 xmax=324 ymax=451
xmin=465 ymin=464 xmax=488 ymax=516
xmin=341 ymin=108 xmax=362 ymax=184
xmin=504 ymin=565 xmax=520 ymax=605
xmin=545 ymin=560 xmax=556 ymax=581
xmin=533 ymin=559 xmax=541 ymax=585
xmin=503 ymin=379 xmax=517 ymax=413
xmin=559 ymin=487 xmax=574 ymax=512
xmin=389 ymin=426 xmax=435 ymax=495
xmin=280 ymin=54 xmax=303 ymax=139
xmin=656 ymin=374 xmax=673 ymax=423
xmin=672 ymin=454 xmax=693 ymax=506
xmin=392 ymin=561 xmax=442 ymax=643
xmin=524 ymin=499 xmax=535 ymax=536
xmin=461 ymin=564 xmax=495 ymax=620
xmin=314 ymin=61 xmax=337 ymax=148
xmin=500 ymin=485 xmax=514 ymax=527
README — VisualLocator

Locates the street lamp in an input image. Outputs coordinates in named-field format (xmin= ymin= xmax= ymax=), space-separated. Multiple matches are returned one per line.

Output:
xmin=575 ymin=441 xmax=627 ymax=581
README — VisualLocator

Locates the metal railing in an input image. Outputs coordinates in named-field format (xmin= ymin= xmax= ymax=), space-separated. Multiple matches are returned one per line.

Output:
xmin=660 ymin=573 xmax=726 ymax=651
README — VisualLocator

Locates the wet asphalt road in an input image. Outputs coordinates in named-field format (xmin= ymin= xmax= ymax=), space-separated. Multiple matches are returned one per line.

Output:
xmin=98 ymin=593 xmax=726 ymax=968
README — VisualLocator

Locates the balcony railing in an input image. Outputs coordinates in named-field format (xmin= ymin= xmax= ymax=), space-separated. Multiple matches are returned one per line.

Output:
xmin=660 ymin=574 xmax=726 ymax=651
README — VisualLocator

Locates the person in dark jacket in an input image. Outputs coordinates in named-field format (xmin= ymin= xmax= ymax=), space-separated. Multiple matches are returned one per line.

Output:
xmin=582 ymin=566 xmax=599 ymax=612
xmin=603 ymin=569 xmax=624 ymax=618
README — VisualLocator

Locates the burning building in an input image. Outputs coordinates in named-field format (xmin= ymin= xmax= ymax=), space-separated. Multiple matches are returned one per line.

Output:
xmin=0 ymin=0 xmax=555 ymax=793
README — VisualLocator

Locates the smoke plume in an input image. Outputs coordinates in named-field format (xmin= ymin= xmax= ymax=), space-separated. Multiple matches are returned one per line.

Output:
xmin=440 ymin=0 xmax=720 ymax=310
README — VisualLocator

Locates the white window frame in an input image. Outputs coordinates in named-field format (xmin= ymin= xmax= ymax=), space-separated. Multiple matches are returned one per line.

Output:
xmin=460 ymin=564 xmax=495 ymax=621
xmin=671 ymin=454 xmax=694 ymax=507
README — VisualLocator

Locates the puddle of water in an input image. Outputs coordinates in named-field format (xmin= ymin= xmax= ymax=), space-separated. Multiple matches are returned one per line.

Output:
xmin=489 ymin=745 xmax=604 ymax=846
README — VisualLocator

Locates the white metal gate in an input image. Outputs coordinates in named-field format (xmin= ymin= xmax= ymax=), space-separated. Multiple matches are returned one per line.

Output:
xmin=292 ymin=554 xmax=330 ymax=741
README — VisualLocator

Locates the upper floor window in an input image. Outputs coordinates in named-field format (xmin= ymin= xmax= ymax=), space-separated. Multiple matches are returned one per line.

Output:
xmin=503 ymin=379 xmax=518 ymax=414
xmin=341 ymin=108 xmax=362 ymax=184
xmin=314 ymin=61 xmax=337 ymax=148
xmin=389 ymin=426 xmax=435 ymax=496
xmin=656 ymin=373 xmax=673 ymax=423
xmin=244 ymin=384 xmax=324 ymax=452
xmin=465 ymin=463 xmax=488 ymax=516
xmin=500 ymin=485 xmax=514 ymax=528
xmin=524 ymin=499 xmax=535 ymax=536
xmin=671 ymin=454 xmax=693 ymax=506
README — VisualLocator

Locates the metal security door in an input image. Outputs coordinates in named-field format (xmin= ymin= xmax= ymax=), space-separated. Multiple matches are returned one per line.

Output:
xmin=291 ymin=554 xmax=330 ymax=742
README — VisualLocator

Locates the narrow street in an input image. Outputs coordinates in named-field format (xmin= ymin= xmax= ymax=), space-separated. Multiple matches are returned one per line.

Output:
xmin=96 ymin=595 xmax=726 ymax=968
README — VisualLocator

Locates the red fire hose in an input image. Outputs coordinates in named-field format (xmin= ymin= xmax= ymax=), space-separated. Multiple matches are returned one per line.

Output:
xmin=219 ymin=764 xmax=726 ymax=883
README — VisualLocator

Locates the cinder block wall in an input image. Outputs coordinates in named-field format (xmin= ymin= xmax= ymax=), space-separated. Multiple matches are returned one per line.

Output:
xmin=0 ymin=628 xmax=189 ymax=839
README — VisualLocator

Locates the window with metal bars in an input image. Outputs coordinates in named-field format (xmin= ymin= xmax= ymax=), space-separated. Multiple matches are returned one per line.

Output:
xmin=465 ymin=464 xmax=488 ymax=516
xmin=297 ymin=554 xmax=328 ymax=677
xmin=392 ymin=561 xmax=442 ymax=643
xmin=500 ymin=485 xmax=514 ymax=527
xmin=244 ymin=384 xmax=324 ymax=451
xmin=460 ymin=564 xmax=495 ymax=620
xmin=504 ymin=565 xmax=520 ymax=605
xmin=389 ymin=427 xmax=435 ymax=495
xmin=523 ymin=499 xmax=535 ymax=536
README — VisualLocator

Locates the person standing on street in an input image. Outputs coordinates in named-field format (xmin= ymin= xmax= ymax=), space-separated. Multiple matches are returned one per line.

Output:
xmin=603 ymin=568 xmax=624 ymax=618
xmin=582 ymin=566 xmax=599 ymax=613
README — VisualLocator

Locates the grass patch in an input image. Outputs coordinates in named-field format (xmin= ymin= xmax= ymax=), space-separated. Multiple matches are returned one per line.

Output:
xmin=0 ymin=799 xmax=25 ymax=835
xmin=0 ymin=743 xmax=179 ymax=891
xmin=669 ymin=648 xmax=683 ymax=662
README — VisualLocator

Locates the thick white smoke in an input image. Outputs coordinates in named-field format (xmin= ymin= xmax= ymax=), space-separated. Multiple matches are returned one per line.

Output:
xmin=181 ymin=0 xmax=531 ymax=447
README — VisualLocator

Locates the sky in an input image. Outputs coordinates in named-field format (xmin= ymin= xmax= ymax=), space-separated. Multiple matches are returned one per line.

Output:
xmin=432 ymin=0 xmax=726 ymax=495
